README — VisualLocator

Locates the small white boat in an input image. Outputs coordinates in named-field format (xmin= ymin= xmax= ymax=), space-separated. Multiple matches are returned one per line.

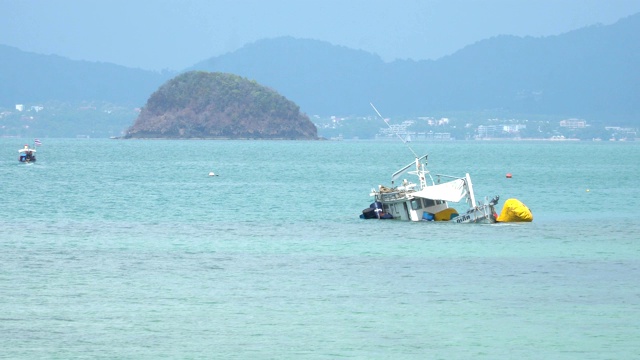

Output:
xmin=360 ymin=154 xmax=499 ymax=223
xmin=18 ymin=145 xmax=37 ymax=163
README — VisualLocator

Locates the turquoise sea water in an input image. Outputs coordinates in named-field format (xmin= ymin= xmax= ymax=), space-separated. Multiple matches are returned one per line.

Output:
xmin=1 ymin=138 xmax=639 ymax=359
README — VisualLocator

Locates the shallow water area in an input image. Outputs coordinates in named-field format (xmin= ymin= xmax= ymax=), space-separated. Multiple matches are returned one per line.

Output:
xmin=1 ymin=139 xmax=639 ymax=359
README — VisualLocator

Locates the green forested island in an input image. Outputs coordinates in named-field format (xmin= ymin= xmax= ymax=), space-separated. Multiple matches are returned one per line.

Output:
xmin=125 ymin=71 xmax=317 ymax=139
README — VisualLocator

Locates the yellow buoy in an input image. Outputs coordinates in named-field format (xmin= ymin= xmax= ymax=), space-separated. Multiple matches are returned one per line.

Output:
xmin=497 ymin=198 xmax=533 ymax=222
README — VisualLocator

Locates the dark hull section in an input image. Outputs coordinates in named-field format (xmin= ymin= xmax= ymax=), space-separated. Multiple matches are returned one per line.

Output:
xmin=19 ymin=156 xmax=36 ymax=163
xmin=359 ymin=202 xmax=393 ymax=220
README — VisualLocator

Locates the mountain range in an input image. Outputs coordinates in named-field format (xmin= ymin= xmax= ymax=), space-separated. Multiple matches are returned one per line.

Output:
xmin=2 ymin=12 xmax=638 ymax=126
xmin=0 ymin=46 xmax=167 ymax=107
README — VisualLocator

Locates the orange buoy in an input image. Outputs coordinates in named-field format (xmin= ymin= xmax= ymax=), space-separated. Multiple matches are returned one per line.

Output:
xmin=506 ymin=173 xmax=512 ymax=178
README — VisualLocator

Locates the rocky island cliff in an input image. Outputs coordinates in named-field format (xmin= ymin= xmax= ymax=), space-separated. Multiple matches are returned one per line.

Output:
xmin=125 ymin=71 xmax=317 ymax=139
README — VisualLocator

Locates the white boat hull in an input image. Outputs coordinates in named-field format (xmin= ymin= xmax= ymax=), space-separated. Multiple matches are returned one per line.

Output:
xmin=367 ymin=196 xmax=497 ymax=223
xmin=452 ymin=205 xmax=497 ymax=224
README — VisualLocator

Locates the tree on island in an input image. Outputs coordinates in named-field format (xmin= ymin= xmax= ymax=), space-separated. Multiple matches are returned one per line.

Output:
xmin=125 ymin=71 xmax=317 ymax=139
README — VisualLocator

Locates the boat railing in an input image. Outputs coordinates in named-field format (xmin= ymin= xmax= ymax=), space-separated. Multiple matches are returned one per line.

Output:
xmin=434 ymin=173 xmax=464 ymax=183
xmin=391 ymin=154 xmax=428 ymax=183
xmin=375 ymin=189 xmax=412 ymax=202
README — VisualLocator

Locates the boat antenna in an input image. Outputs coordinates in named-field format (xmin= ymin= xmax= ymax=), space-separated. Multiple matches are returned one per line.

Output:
xmin=370 ymin=102 xmax=418 ymax=158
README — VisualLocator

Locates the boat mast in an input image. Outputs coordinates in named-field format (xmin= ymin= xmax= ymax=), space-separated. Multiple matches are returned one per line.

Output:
xmin=371 ymin=103 xmax=435 ymax=190
xmin=416 ymin=157 xmax=428 ymax=190
xmin=464 ymin=173 xmax=477 ymax=208
xmin=370 ymin=103 xmax=418 ymax=159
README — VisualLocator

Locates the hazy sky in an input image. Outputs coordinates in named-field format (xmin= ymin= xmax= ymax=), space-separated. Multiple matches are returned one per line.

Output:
xmin=2 ymin=0 xmax=639 ymax=71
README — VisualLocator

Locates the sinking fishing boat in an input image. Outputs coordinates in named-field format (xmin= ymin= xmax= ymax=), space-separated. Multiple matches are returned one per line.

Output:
xmin=360 ymin=154 xmax=500 ymax=223
xmin=360 ymin=103 xmax=531 ymax=223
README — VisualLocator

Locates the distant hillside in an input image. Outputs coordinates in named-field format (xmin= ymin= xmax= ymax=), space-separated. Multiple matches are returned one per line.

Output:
xmin=190 ymin=37 xmax=385 ymax=116
xmin=192 ymin=13 xmax=640 ymax=124
xmin=0 ymin=44 xmax=170 ymax=106
xmin=2 ymin=12 xmax=638 ymax=131
xmin=413 ymin=13 xmax=640 ymax=121
xmin=191 ymin=37 xmax=385 ymax=114
xmin=125 ymin=71 xmax=317 ymax=139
